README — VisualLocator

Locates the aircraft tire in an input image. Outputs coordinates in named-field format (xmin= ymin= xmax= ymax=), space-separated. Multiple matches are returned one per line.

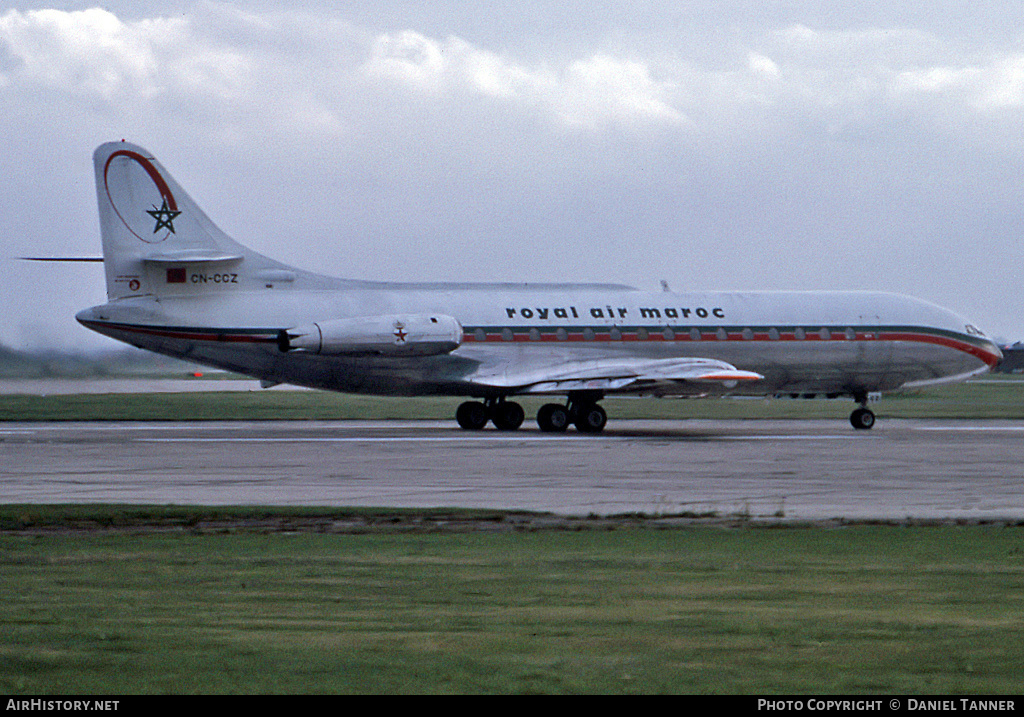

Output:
xmin=574 ymin=404 xmax=608 ymax=434
xmin=537 ymin=403 xmax=570 ymax=433
xmin=850 ymin=407 xmax=875 ymax=430
xmin=492 ymin=401 xmax=525 ymax=431
xmin=456 ymin=401 xmax=490 ymax=430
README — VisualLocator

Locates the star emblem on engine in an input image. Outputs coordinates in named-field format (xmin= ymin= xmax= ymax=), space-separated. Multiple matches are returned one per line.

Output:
xmin=394 ymin=322 xmax=408 ymax=343
xmin=146 ymin=198 xmax=182 ymax=234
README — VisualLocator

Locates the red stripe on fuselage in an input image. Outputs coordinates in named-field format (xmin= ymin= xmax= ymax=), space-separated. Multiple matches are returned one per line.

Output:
xmin=79 ymin=320 xmax=277 ymax=345
xmin=81 ymin=320 xmax=1001 ymax=368
xmin=877 ymin=331 xmax=1001 ymax=368
xmin=461 ymin=327 xmax=1000 ymax=367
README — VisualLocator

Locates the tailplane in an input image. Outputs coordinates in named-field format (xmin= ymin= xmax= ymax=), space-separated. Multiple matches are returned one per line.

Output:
xmin=94 ymin=141 xmax=294 ymax=300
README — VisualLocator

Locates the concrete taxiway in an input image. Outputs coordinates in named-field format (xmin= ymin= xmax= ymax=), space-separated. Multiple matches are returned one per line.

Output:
xmin=2 ymin=419 xmax=1022 ymax=520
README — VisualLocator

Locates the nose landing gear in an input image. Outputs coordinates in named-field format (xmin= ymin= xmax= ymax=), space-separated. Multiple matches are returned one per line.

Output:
xmin=850 ymin=406 xmax=876 ymax=430
xmin=850 ymin=391 xmax=876 ymax=430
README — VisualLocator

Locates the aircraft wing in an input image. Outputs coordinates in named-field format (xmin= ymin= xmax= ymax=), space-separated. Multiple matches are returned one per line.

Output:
xmin=472 ymin=357 xmax=763 ymax=397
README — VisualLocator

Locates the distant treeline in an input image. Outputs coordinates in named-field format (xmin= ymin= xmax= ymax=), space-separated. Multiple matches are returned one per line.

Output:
xmin=995 ymin=344 xmax=1024 ymax=373
xmin=0 ymin=344 xmax=194 ymax=378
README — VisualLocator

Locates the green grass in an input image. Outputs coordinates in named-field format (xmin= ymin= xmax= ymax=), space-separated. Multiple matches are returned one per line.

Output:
xmin=3 ymin=377 xmax=1024 ymax=421
xmin=2 ymin=520 xmax=1024 ymax=694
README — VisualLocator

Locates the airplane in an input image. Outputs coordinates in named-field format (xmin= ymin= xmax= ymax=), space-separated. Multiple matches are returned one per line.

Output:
xmin=74 ymin=141 xmax=1002 ymax=433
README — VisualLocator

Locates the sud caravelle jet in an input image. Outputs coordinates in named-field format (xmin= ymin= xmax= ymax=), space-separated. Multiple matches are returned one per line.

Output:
xmin=75 ymin=141 xmax=1002 ymax=432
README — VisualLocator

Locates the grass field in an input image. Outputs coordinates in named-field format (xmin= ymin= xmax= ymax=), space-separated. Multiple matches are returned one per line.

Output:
xmin=2 ymin=515 xmax=1023 ymax=694
xmin=2 ymin=376 xmax=1024 ymax=422
xmin=3 ymin=380 xmax=1024 ymax=693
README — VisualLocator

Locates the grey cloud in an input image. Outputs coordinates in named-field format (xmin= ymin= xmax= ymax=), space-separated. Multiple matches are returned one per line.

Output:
xmin=1 ymin=3 xmax=1022 ymax=350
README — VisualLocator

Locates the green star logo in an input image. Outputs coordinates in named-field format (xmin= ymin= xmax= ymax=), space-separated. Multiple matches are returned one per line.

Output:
xmin=146 ymin=198 xmax=182 ymax=234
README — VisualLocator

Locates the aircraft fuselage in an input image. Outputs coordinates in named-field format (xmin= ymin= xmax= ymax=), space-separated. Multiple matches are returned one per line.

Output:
xmin=77 ymin=282 xmax=1000 ymax=399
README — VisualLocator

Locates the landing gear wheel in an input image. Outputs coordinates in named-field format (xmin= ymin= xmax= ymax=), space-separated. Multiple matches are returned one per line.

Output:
xmin=456 ymin=401 xmax=490 ymax=430
xmin=574 ymin=404 xmax=608 ymax=434
xmin=537 ymin=403 xmax=570 ymax=433
xmin=492 ymin=401 xmax=525 ymax=431
xmin=850 ymin=407 xmax=876 ymax=430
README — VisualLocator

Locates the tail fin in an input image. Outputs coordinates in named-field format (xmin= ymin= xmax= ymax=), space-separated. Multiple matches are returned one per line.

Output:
xmin=94 ymin=141 xmax=293 ymax=300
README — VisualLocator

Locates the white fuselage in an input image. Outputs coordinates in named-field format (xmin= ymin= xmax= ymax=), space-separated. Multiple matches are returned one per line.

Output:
xmin=76 ymin=279 xmax=1001 ymax=399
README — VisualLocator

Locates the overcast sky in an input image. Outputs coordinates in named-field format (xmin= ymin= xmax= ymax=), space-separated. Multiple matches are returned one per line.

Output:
xmin=2 ymin=1 xmax=1023 ymax=350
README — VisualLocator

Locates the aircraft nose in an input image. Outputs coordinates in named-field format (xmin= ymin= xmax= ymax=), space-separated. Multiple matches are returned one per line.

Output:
xmin=959 ymin=318 xmax=1003 ymax=369
xmin=986 ymin=338 xmax=1005 ymax=369
xmin=971 ymin=335 xmax=1003 ymax=370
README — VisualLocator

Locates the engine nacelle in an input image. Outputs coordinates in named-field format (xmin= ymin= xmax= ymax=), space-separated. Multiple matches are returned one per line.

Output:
xmin=278 ymin=314 xmax=463 ymax=356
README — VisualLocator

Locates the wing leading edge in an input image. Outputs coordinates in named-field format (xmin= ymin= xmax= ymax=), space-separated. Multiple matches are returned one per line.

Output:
xmin=471 ymin=357 xmax=763 ymax=396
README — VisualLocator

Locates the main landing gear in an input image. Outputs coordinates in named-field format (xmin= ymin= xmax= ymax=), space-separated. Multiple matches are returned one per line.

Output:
xmin=456 ymin=398 xmax=525 ymax=431
xmin=537 ymin=397 xmax=607 ymax=434
xmin=456 ymin=393 xmax=607 ymax=433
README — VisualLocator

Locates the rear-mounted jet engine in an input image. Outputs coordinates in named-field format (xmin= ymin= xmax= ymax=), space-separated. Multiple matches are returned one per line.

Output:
xmin=278 ymin=314 xmax=462 ymax=356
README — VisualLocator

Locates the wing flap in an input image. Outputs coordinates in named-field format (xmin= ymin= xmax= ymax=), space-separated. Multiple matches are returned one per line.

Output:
xmin=473 ymin=357 xmax=763 ymax=396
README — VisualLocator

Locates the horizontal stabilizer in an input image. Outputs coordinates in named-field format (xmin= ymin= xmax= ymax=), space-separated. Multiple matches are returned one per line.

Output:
xmin=142 ymin=250 xmax=243 ymax=264
xmin=21 ymin=256 xmax=103 ymax=262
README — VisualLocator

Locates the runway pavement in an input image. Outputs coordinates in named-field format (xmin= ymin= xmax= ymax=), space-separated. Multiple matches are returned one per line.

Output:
xmin=2 ymin=419 xmax=1023 ymax=520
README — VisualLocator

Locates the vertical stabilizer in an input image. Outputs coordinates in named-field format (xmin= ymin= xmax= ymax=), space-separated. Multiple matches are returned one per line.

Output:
xmin=94 ymin=141 xmax=289 ymax=300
